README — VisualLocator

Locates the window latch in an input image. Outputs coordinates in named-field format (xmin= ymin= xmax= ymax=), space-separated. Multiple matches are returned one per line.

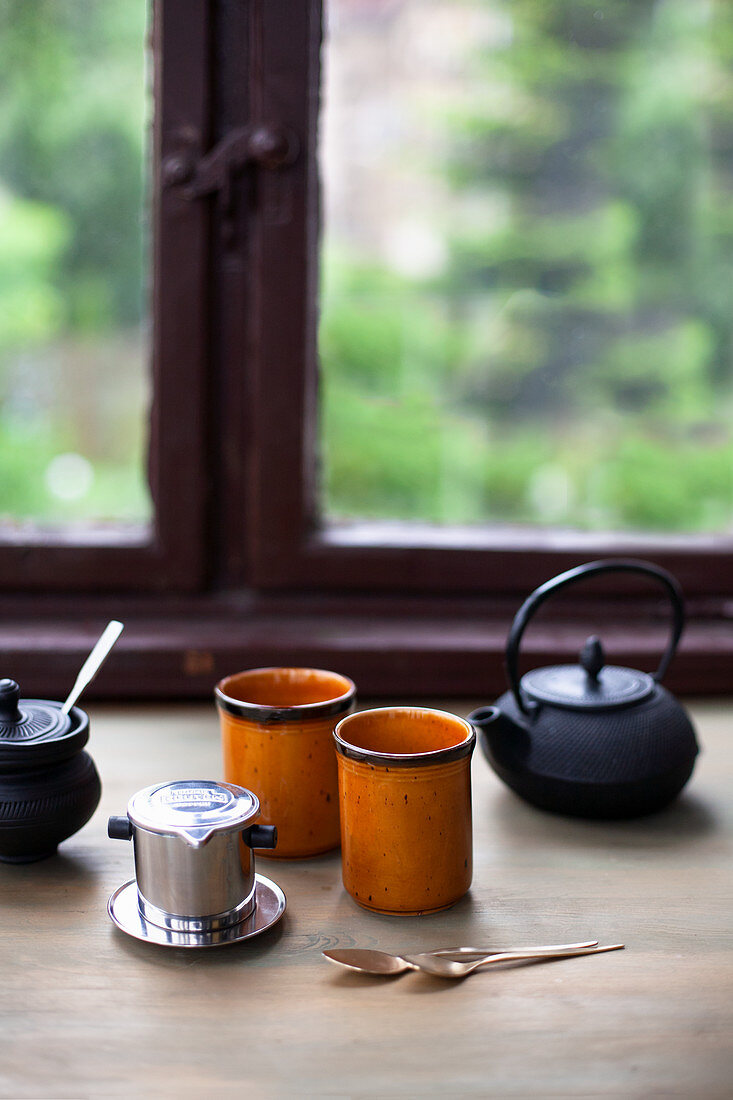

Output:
xmin=162 ymin=124 xmax=298 ymax=241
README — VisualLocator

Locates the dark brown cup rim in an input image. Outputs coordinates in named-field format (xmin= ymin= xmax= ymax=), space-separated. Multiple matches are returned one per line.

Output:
xmin=215 ymin=667 xmax=356 ymax=724
xmin=333 ymin=706 xmax=475 ymax=767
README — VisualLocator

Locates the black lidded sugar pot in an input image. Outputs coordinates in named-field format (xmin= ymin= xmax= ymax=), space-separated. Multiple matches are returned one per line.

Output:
xmin=0 ymin=678 xmax=101 ymax=862
xmin=469 ymin=559 xmax=700 ymax=819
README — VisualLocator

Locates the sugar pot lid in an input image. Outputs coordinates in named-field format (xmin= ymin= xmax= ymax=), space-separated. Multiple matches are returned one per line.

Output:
xmin=0 ymin=678 xmax=74 ymax=742
xmin=127 ymin=780 xmax=260 ymax=848
xmin=0 ymin=678 xmax=90 ymax=769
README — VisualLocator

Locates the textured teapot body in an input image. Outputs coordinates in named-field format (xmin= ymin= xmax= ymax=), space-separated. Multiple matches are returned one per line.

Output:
xmin=478 ymin=682 xmax=698 ymax=819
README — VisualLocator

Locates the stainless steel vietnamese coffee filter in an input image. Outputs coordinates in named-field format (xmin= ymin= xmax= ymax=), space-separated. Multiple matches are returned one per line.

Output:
xmin=108 ymin=780 xmax=278 ymax=934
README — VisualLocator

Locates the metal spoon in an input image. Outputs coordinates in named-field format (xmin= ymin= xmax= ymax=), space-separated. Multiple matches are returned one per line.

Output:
xmin=400 ymin=942 xmax=625 ymax=979
xmin=322 ymin=940 xmax=599 ymax=976
xmin=61 ymin=620 xmax=124 ymax=716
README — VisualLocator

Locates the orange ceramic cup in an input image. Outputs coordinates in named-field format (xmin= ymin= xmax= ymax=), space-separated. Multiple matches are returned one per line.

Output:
xmin=216 ymin=667 xmax=356 ymax=859
xmin=333 ymin=706 xmax=475 ymax=915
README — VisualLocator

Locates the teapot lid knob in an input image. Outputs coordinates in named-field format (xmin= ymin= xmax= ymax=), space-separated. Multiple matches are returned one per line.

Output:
xmin=580 ymin=637 xmax=605 ymax=681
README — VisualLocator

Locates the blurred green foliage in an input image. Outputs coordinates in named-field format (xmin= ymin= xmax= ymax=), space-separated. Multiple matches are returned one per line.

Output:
xmin=0 ymin=0 xmax=148 ymax=521
xmin=1 ymin=0 xmax=732 ymax=533
xmin=320 ymin=0 xmax=733 ymax=532
xmin=0 ymin=1 xmax=146 ymax=330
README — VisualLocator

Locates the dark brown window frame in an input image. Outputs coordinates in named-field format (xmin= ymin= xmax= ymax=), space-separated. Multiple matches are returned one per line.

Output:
xmin=1 ymin=0 xmax=732 ymax=702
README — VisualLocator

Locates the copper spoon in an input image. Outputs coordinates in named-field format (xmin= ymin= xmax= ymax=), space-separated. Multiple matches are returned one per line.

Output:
xmin=400 ymin=942 xmax=625 ymax=979
xmin=322 ymin=940 xmax=599 ymax=976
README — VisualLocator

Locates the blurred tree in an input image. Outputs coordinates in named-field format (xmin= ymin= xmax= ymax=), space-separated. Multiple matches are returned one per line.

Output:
xmin=0 ymin=1 xmax=147 ymax=332
xmin=443 ymin=0 xmax=733 ymax=452
xmin=321 ymin=0 xmax=733 ymax=531
xmin=0 ymin=0 xmax=149 ymax=522
xmin=2 ymin=1 xmax=732 ymax=531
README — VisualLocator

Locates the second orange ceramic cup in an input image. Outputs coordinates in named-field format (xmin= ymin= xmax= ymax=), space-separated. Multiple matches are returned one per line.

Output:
xmin=334 ymin=706 xmax=475 ymax=915
xmin=216 ymin=667 xmax=356 ymax=858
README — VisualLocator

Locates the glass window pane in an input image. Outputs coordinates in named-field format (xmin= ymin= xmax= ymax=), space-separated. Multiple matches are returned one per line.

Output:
xmin=0 ymin=1 xmax=151 ymax=528
xmin=319 ymin=0 xmax=733 ymax=534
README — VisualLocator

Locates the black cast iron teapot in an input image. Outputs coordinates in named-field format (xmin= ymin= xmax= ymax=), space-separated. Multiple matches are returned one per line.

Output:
xmin=469 ymin=559 xmax=699 ymax=819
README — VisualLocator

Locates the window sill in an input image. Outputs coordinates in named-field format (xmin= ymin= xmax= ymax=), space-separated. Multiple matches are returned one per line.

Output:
xmin=3 ymin=591 xmax=731 ymax=699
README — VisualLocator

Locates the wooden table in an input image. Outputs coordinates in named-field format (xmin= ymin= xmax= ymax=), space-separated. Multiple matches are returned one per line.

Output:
xmin=2 ymin=701 xmax=731 ymax=1098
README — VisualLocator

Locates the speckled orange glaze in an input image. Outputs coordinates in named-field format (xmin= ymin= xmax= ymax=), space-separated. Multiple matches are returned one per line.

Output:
xmin=334 ymin=707 xmax=475 ymax=915
xmin=216 ymin=668 xmax=355 ymax=859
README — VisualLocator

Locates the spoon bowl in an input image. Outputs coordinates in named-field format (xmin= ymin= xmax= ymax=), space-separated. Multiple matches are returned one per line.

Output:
xmin=323 ymin=949 xmax=414 ymax=975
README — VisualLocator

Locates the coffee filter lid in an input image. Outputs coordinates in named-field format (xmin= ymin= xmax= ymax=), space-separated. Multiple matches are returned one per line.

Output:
xmin=128 ymin=780 xmax=259 ymax=846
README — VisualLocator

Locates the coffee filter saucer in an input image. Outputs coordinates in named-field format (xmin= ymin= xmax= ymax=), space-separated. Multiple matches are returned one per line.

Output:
xmin=107 ymin=872 xmax=286 ymax=948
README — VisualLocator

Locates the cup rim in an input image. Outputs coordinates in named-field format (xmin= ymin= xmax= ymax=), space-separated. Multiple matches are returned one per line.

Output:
xmin=215 ymin=666 xmax=356 ymax=723
xmin=333 ymin=706 xmax=475 ymax=767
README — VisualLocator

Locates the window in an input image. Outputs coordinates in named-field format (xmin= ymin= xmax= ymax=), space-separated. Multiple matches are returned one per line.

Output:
xmin=0 ymin=3 xmax=208 ymax=591
xmin=320 ymin=0 xmax=733 ymax=538
xmin=0 ymin=5 xmax=151 ymax=529
xmin=1 ymin=0 xmax=731 ymax=700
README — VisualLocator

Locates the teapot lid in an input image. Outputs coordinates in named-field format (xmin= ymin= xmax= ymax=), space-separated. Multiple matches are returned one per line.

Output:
xmin=521 ymin=637 xmax=655 ymax=711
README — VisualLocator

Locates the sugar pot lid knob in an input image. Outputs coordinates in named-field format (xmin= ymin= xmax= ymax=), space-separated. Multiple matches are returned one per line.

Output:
xmin=0 ymin=680 xmax=21 ymax=723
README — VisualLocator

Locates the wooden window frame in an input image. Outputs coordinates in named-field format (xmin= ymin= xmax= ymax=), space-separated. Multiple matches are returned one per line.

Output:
xmin=1 ymin=0 xmax=731 ymax=701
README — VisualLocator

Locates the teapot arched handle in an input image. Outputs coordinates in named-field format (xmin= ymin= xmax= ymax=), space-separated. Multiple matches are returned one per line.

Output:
xmin=506 ymin=559 xmax=685 ymax=715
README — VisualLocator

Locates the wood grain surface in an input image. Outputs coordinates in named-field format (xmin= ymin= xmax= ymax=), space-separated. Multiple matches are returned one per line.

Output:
xmin=1 ymin=701 xmax=731 ymax=1098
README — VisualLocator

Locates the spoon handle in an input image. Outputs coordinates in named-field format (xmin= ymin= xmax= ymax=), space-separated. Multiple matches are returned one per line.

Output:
xmin=472 ymin=943 xmax=625 ymax=970
xmin=432 ymin=940 xmax=598 ymax=958
xmin=61 ymin=620 xmax=124 ymax=716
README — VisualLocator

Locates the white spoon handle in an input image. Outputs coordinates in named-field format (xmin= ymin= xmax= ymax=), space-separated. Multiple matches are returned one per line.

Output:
xmin=61 ymin=620 xmax=124 ymax=715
